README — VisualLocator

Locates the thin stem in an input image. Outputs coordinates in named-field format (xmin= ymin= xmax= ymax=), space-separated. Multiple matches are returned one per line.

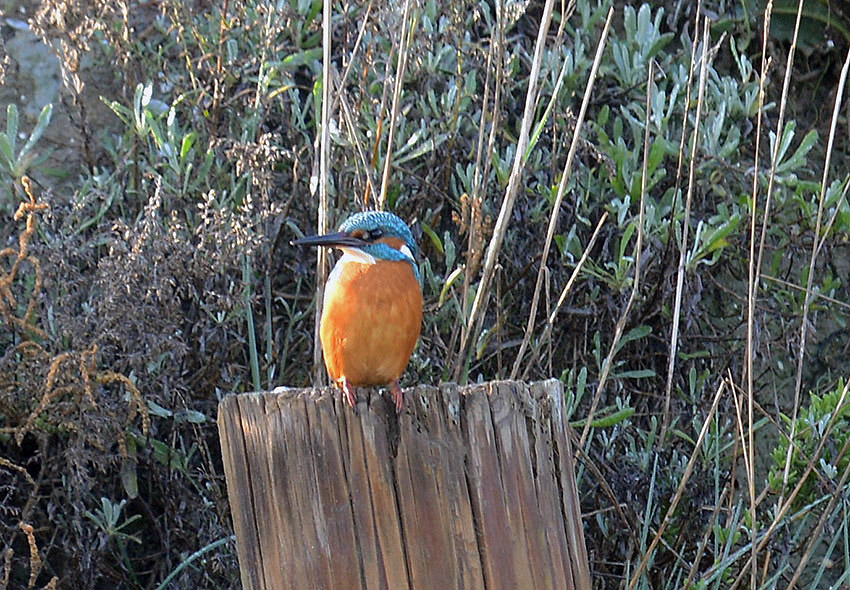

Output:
xmin=578 ymin=54 xmax=656 ymax=449
xmin=510 ymin=10 xmax=613 ymax=379
xmin=378 ymin=0 xmax=414 ymax=211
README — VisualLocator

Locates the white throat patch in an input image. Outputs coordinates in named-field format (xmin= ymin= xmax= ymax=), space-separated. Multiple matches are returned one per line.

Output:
xmin=339 ymin=247 xmax=377 ymax=265
xmin=328 ymin=247 xmax=376 ymax=288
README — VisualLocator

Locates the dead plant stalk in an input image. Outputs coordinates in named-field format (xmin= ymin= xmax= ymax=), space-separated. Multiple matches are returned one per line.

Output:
xmin=453 ymin=0 xmax=562 ymax=380
xmin=628 ymin=378 xmax=728 ymax=587
xmin=660 ymin=0 xmax=702 ymax=441
xmin=744 ymin=1 xmax=776 ymax=583
xmin=785 ymin=0 xmax=849 ymax=509
xmin=378 ymin=0 xmax=414 ymax=211
xmin=732 ymin=31 xmax=850 ymax=590
xmin=510 ymin=8 xmax=614 ymax=380
xmin=729 ymin=378 xmax=850 ymax=589
xmin=521 ymin=210 xmax=608 ymax=380
xmin=578 ymin=54 xmax=653 ymax=450
xmin=313 ymin=0 xmax=333 ymax=386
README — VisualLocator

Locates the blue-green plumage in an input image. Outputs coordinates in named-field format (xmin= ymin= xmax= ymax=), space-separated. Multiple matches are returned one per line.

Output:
xmin=337 ymin=211 xmax=421 ymax=284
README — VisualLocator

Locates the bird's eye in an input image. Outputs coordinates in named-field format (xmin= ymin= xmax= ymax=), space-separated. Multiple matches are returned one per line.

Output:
xmin=368 ymin=228 xmax=383 ymax=240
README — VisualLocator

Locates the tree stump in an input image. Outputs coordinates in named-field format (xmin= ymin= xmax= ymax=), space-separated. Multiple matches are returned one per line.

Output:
xmin=218 ymin=379 xmax=590 ymax=589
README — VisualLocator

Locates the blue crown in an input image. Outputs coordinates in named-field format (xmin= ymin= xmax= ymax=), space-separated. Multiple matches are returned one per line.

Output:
xmin=339 ymin=211 xmax=421 ymax=284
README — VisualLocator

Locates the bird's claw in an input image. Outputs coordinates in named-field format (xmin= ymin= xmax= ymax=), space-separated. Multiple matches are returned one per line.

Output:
xmin=390 ymin=381 xmax=403 ymax=414
xmin=341 ymin=379 xmax=357 ymax=408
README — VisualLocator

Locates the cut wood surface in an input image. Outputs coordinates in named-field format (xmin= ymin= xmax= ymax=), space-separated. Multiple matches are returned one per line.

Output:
xmin=218 ymin=379 xmax=590 ymax=590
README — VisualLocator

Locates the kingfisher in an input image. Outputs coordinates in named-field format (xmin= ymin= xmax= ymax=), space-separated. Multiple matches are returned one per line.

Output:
xmin=292 ymin=211 xmax=423 ymax=412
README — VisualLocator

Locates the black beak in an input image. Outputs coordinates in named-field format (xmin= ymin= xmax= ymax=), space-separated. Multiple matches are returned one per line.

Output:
xmin=291 ymin=231 xmax=365 ymax=249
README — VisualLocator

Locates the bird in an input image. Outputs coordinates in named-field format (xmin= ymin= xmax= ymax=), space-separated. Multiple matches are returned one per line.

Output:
xmin=292 ymin=211 xmax=423 ymax=412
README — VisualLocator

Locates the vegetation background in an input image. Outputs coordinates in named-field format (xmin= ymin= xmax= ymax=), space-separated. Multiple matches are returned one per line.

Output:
xmin=1 ymin=0 xmax=850 ymax=588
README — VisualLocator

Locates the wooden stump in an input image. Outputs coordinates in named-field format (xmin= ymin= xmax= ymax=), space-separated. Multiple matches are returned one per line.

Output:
xmin=218 ymin=379 xmax=590 ymax=590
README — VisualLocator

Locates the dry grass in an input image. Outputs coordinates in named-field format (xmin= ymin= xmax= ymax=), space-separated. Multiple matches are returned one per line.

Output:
xmin=1 ymin=0 xmax=850 ymax=587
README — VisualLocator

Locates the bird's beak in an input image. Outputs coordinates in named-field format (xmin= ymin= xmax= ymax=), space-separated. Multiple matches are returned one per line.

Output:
xmin=291 ymin=231 xmax=365 ymax=249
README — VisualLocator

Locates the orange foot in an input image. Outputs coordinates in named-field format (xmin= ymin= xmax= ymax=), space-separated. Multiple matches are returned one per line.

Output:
xmin=340 ymin=378 xmax=357 ymax=408
xmin=390 ymin=380 xmax=403 ymax=414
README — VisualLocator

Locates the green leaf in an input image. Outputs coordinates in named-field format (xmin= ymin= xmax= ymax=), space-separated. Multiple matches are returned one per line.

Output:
xmin=133 ymin=82 xmax=152 ymax=132
xmin=174 ymin=409 xmax=207 ymax=424
xmin=147 ymin=400 xmax=173 ymax=418
xmin=17 ymin=103 xmax=53 ymax=163
xmin=395 ymin=132 xmax=448 ymax=165
xmin=623 ymin=324 xmax=652 ymax=343
xmin=438 ymin=266 xmax=464 ymax=307
xmin=120 ymin=460 xmax=139 ymax=499
xmin=280 ymin=48 xmax=322 ymax=71
xmin=180 ymin=132 xmax=196 ymax=161
xmin=777 ymin=128 xmax=818 ymax=174
xmin=100 ymin=96 xmax=133 ymax=127
xmin=6 ymin=103 xmax=18 ymax=155
xmin=619 ymin=220 xmax=636 ymax=260
xmin=0 ymin=134 xmax=14 ymax=172
xmin=613 ymin=368 xmax=656 ymax=379
xmin=421 ymin=221 xmax=443 ymax=254
xmin=571 ymin=405 xmax=635 ymax=428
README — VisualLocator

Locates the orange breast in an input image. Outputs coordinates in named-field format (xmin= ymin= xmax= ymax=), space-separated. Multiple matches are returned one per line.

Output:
xmin=320 ymin=257 xmax=423 ymax=387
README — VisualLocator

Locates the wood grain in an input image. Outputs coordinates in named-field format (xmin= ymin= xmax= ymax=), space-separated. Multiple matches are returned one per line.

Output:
xmin=218 ymin=380 xmax=590 ymax=589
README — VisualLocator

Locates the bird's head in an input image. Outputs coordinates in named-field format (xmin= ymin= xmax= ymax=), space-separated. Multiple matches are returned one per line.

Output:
xmin=292 ymin=211 xmax=420 ymax=283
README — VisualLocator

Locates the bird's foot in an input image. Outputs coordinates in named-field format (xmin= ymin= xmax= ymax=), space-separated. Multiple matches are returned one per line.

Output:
xmin=390 ymin=380 xmax=404 ymax=414
xmin=340 ymin=379 xmax=357 ymax=408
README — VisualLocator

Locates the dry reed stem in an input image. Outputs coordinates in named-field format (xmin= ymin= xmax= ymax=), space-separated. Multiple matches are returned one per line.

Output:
xmin=745 ymin=2 xmax=776 ymax=583
xmin=786 ymin=24 xmax=850 ymax=507
xmin=813 ymin=179 xmax=850 ymax=260
xmin=578 ymin=54 xmax=653 ymax=450
xmin=510 ymin=9 xmax=614 ymax=380
xmin=314 ymin=0 xmax=333 ymax=386
xmin=367 ymin=22 xmax=396 ymax=205
xmin=378 ymin=0 xmax=413 ymax=211
xmin=334 ymin=67 xmax=378 ymax=201
xmin=772 ymin=42 xmax=850 ymax=586
xmin=764 ymin=0 xmax=806 ymax=519
xmin=556 ymin=0 xmax=577 ymax=38
xmin=521 ymin=211 xmax=608 ymax=380
xmin=786 ymin=434 xmax=850 ymax=589
xmin=455 ymin=0 xmax=560 ymax=378
xmin=329 ymin=0 xmax=374 ymax=116
xmin=760 ymin=272 xmax=850 ymax=312
xmin=729 ymin=377 xmax=758 ymax=590
xmin=453 ymin=0 xmax=560 ymax=379
xmin=684 ymin=481 xmax=732 ymax=588
xmin=624 ymin=54 xmax=708 ymax=589
xmin=457 ymin=30 xmax=504 ymax=376
xmin=628 ymin=378 xmax=728 ymax=587
xmin=660 ymin=0 xmax=703 ymax=441
xmin=730 ymin=378 xmax=850 ymax=588
xmin=462 ymin=40 xmax=495 ymax=323
xmin=755 ymin=0 xmax=804 ymax=306
xmin=752 ymin=398 xmax=834 ymax=492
